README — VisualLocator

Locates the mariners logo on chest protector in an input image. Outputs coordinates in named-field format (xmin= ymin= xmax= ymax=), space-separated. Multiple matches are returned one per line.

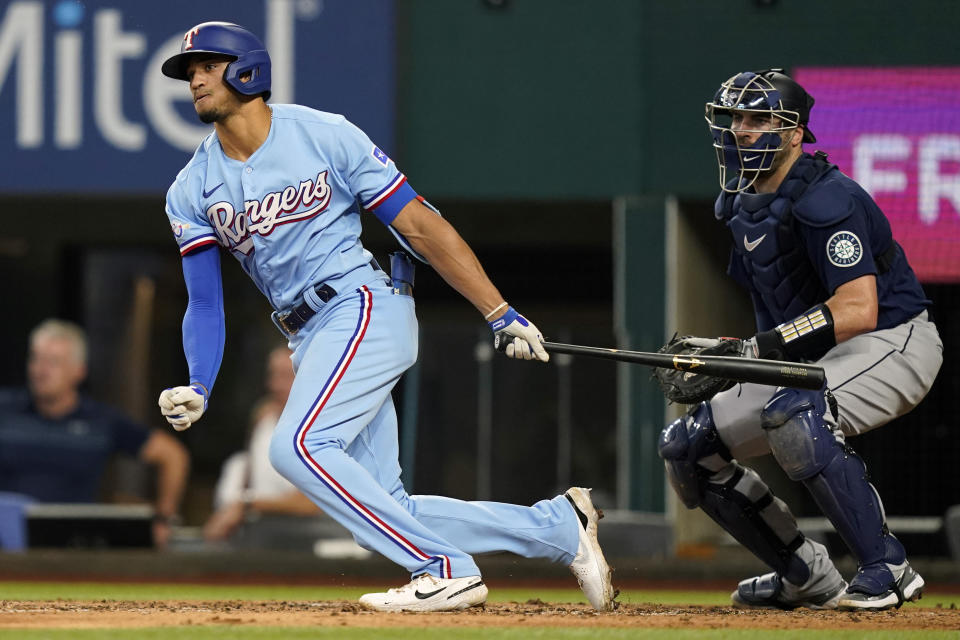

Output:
xmin=826 ymin=230 xmax=863 ymax=267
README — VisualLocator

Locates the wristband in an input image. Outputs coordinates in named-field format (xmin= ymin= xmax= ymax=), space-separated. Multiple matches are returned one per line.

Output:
xmin=753 ymin=304 xmax=836 ymax=360
xmin=484 ymin=301 xmax=508 ymax=320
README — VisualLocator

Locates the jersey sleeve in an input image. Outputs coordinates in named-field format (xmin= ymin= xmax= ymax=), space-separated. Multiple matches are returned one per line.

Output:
xmin=165 ymin=175 xmax=219 ymax=256
xmin=799 ymin=202 xmax=878 ymax=295
xmin=334 ymin=119 xmax=418 ymax=225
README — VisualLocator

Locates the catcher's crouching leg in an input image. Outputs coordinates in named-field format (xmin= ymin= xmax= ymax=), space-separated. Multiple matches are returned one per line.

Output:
xmin=762 ymin=388 xmax=920 ymax=609
xmin=658 ymin=402 xmax=845 ymax=609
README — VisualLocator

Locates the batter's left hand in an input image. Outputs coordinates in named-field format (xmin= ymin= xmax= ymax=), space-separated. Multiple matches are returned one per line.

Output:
xmin=158 ymin=385 xmax=208 ymax=431
xmin=489 ymin=307 xmax=549 ymax=362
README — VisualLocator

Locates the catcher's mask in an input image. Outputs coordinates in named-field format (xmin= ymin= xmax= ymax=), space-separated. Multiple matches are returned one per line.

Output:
xmin=705 ymin=69 xmax=816 ymax=193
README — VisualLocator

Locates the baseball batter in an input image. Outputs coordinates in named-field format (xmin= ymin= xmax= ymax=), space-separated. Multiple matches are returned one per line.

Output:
xmin=156 ymin=22 xmax=615 ymax=612
xmin=658 ymin=70 xmax=942 ymax=611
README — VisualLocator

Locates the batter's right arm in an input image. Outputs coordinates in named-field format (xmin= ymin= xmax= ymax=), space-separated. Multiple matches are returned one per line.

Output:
xmin=389 ymin=199 xmax=549 ymax=362
xmin=158 ymin=245 xmax=226 ymax=430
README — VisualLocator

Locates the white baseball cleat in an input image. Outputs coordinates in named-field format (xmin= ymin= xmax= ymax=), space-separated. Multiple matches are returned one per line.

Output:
xmin=731 ymin=540 xmax=847 ymax=610
xmin=732 ymin=571 xmax=847 ymax=610
xmin=565 ymin=487 xmax=617 ymax=611
xmin=837 ymin=562 xmax=925 ymax=611
xmin=358 ymin=574 xmax=487 ymax=612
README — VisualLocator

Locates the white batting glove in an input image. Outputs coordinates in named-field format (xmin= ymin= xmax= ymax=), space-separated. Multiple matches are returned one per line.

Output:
xmin=158 ymin=384 xmax=208 ymax=431
xmin=489 ymin=306 xmax=549 ymax=362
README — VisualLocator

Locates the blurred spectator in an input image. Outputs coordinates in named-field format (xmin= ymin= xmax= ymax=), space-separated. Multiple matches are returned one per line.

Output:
xmin=0 ymin=319 xmax=189 ymax=547
xmin=203 ymin=346 xmax=319 ymax=541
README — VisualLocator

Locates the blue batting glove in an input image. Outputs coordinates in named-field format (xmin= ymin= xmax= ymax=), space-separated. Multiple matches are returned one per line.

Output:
xmin=488 ymin=307 xmax=549 ymax=362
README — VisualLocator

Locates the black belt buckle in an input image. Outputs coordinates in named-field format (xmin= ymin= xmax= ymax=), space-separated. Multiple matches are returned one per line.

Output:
xmin=272 ymin=282 xmax=339 ymax=337
xmin=272 ymin=307 xmax=303 ymax=337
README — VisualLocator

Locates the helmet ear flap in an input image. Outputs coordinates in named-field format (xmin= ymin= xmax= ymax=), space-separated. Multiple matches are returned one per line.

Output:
xmin=223 ymin=49 xmax=271 ymax=100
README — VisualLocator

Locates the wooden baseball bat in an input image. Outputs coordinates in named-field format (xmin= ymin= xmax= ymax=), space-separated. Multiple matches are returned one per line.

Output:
xmin=494 ymin=333 xmax=825 ymax=390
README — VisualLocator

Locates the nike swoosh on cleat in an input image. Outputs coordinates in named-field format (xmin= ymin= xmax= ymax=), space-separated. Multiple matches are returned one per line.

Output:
xmin=448 ymin=581 xmax=486 ymax=598
xmin=744 ymin=234 xmax=767 ymax=251
xmin=414 ymin=588 xmax=446 ymax=600
xmin=203 ymin=183 xmax=224 ymax=198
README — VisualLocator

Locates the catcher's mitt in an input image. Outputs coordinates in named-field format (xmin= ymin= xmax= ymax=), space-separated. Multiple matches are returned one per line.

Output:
xmin=653 ymin=335 xmax=743 ymax=404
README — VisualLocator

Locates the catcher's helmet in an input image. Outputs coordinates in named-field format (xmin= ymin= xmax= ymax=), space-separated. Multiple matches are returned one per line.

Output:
xmin=162 ymin=22 xmax=271 ymax=100
xmin=705 ymin=69 xmax=815 ymax=192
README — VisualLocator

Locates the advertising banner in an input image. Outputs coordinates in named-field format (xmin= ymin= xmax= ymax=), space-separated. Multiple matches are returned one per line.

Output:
xmin=794 ymin=67 xmax=960 ymax=282
xmin=0 ymin=0 xmax=395 ymax=193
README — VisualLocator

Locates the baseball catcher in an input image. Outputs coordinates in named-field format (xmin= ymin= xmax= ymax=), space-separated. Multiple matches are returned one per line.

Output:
xmin=657 ymin=69 xmax=942 ymax=612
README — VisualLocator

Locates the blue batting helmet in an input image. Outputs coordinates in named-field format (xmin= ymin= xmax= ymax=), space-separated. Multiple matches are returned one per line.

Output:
xmin=162 ymin=22 xmax=271 ymax=100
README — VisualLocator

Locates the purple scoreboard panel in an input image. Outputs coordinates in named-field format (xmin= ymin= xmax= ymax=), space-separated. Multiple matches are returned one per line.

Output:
xmin=793 ymin=67 xmax=960 ymax=283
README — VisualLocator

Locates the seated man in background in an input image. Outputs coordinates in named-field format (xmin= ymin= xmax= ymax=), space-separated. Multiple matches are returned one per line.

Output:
xmin=0 ymin=319 xmax=190 ymax=547
xmin=203 ymin=346 xmax=320 ymax=541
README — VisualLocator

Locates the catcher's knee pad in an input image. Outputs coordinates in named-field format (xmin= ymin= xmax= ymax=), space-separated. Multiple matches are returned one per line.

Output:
xmin=658 ymin=402 xmax=731 ymax=508
xmin=763 ymin=387 xmax=900 ymax=567
xmin=761 ymin=388 xmax=841 ymax=481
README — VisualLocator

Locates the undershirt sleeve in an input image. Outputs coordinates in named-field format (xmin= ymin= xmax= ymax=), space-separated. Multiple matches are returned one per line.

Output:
xmin=180 ymin=245 xmax=225 ymax=394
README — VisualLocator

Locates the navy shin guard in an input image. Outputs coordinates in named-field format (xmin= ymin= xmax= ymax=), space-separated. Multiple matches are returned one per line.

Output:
xmin=700 ymin=468 xmax=810 ymax=585
xmin=660 ymin=402 xmax=811 ymax=585
xmin=762 ymin=388 xmax=904 ymax=579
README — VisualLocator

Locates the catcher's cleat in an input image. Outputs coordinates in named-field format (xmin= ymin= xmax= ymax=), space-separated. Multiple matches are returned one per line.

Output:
xmin=732 ymin=570 xmax=847 ymax=610
xmin=565 ymin=487 xmax=617 ymax=611
xmin=837 ymin=562 xmax=924 ymax=611
xmin=358 ymin=574 xmax=487 ymax=612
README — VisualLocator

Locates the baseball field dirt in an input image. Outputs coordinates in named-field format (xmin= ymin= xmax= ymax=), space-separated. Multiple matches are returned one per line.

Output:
xmin=3 ymin=598 xmax=960 ymax=632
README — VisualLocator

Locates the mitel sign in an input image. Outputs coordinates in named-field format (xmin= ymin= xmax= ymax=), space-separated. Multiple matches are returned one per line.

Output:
xmin=0 ymin=0 xmax=395 ymax=193
xmin=794 ymin=67 xmax=960 ymax=282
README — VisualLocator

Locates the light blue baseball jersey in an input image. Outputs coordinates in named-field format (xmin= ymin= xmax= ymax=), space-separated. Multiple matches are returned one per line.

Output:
xmin=164 ymin=103 xmax=581 ymax=582
xmin=165 ymin=104 xmax=417 ymax=311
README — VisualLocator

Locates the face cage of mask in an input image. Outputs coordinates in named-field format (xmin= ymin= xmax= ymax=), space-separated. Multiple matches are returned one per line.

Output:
xmin=704 ymin=104 xmax=801 ymax=193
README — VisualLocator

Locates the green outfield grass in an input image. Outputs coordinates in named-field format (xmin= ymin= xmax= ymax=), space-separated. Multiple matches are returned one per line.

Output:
xmin=0 ymin=581 xmax=959 ymax=608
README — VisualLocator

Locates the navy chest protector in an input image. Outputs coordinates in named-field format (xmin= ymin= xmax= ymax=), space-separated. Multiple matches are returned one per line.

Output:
xmin=716 ymin=153 xmax=834 ymax=324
